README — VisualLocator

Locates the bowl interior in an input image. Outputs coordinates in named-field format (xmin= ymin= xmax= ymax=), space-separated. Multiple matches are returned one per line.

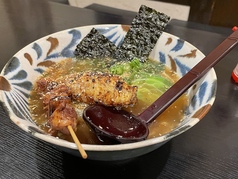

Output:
xmin=0 ymin=24 xmax=217 ymax=153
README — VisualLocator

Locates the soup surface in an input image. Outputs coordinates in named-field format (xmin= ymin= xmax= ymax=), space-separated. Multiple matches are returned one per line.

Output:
xmin=29 ymin=57 xmax=188 ymax=144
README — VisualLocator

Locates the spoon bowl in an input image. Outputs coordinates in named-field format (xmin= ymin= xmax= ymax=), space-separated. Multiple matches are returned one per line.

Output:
xmin=83 ymin=105 xmax=148 ymax=143
xmin=83 ymin=29 xmax=238 ymax=143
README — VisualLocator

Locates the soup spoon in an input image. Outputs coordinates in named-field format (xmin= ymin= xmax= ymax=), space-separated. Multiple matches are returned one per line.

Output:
xmin=83 ymin=29 xmax=238 ymax=143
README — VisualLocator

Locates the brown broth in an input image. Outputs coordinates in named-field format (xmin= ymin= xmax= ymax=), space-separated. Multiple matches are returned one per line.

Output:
xmin=29 ymin=58 xmax=188 ymax=144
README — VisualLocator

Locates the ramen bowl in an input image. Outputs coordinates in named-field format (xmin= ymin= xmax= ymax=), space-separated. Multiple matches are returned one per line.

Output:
xmin=0 ymin=24 xmax=216 ymax=161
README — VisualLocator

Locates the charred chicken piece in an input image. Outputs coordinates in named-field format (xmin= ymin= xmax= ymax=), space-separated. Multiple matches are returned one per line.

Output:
xmin=58 ymin=71 xmax=138 ymax=108
xmin=48 ymin=97 xmax=78 ymax=135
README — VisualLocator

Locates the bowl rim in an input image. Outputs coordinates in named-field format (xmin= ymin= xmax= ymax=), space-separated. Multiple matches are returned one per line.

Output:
xmin=0 ymin=24 xmax=217 ymax=152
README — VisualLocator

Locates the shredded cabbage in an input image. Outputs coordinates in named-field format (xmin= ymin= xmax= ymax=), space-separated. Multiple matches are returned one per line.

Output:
xmin=110 ymin=58 xmax=173 ymax=104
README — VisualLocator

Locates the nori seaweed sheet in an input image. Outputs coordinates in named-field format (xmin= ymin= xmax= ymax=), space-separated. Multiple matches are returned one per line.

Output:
xmin=74 ymin=28 xmax=118 ymax=59
xmin=74 ymin=5 xmax=170 ymax=62
xmin=114 ymin=5 xmax=170 ymax=62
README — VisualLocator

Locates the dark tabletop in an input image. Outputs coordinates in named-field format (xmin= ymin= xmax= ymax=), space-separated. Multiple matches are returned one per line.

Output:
xmin=1 ymin=0 xmax=238 ymax=178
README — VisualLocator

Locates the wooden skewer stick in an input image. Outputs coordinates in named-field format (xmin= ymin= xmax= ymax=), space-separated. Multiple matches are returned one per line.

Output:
xmin=67 ymin=125 xmax=88 ymax=159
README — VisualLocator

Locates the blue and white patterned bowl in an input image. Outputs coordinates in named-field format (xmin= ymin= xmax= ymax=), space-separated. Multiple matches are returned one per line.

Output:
xmin=0 ymin=24 xmax=216 ymax=161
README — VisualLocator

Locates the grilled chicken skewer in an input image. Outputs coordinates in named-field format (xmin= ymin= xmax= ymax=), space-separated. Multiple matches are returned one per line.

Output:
xmin=46 ymin=96 xmax=87 ymax=158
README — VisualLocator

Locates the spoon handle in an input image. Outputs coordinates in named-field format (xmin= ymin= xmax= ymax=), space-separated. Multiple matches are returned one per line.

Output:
xmin=139 ymin=30 xmax=238 ymax=124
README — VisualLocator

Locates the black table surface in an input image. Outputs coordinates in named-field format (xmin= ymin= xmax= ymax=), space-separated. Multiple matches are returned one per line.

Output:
xmin=1 ymin=0 xmax=238 ymax=178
